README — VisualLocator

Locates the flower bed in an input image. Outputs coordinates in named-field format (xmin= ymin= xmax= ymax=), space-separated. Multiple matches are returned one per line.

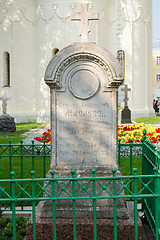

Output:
xmin=34 ymin=129 xmax=51 ymax=143
xmin=34 ymin=124 xmax=160 ymax=145
xmin=118 ymin=123 xmax=160 ymax=144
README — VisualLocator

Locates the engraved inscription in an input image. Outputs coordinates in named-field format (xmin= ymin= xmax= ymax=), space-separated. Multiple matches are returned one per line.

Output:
xmin=56 ymin=93 xmax=114 ymax=167
xmin=65 ymin=110 xmax=106 ymax=118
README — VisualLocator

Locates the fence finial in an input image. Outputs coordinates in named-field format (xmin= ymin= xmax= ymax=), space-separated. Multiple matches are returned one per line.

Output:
xmin=142 ymin=129 xmax=147 ymax=141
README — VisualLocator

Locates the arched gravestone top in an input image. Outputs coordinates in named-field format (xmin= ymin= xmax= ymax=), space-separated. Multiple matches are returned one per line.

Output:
xmin=44 ymin=42 xmax=124 ymax=170
xmin=44 ymin=42 xmax=123 ymax=90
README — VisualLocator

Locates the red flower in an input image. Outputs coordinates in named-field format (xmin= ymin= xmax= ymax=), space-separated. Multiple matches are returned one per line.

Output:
xmin=150 ymin=137 xmax=157 ymax=143
xmin=46 ymin=137 xmax=51 ymax=143
xmin=34 ymin=129 xmax=51 ymax=143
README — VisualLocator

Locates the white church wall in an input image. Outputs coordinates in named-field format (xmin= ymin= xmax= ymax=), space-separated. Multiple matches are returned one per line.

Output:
xmin=118 ymin=0 xmax=153 ymax=118
xmin=0 ymin=0 xmax=153 ymax=122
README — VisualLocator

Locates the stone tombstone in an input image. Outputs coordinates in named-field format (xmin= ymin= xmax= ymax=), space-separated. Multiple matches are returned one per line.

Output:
xmin=41 ymin=42 xmax=129 ymax=219
xmin=45 ymin=43 xmax=123 ymax=171
xmin=121 ymin=84 xmax=132 ymax=124
xmin=0 ymin=94 xmax=16 ymax=132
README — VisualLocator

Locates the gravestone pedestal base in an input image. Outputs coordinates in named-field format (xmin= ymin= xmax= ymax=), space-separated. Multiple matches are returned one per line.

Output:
xmin=39 ymin=168 xmax=129 ymax=219
xmin=121 ymin=107 xmax=131 ymax=124
xmin=0 ymin=114 xmax=16 ymax=132
xmin=26 ymin=202 xmax=143 ymax=240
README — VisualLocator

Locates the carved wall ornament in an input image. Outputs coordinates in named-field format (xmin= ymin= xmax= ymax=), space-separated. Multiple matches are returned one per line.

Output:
xmin=45 ymin=51 xmax=123 ymax=90
xmin=0 ymin=2 xmax=108 ymax=25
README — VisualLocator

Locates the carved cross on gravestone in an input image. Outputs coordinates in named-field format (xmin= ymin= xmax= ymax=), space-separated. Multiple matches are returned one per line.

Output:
xmin=0 ymin=94 xmax=11 ymax=115
xmin=121 ymin=84 xmax=131 ymax=108
xmin=71 ymin=3 xmax=99 ymax=42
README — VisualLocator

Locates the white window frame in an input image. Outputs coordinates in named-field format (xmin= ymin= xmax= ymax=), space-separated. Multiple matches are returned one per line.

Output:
xmin=117 ymin=50 xmax=125 ymax=77
xmin=156 ymin=56 xmax=160 ymax=66
xmin=156 ymin=74 xmax=160 ymax=83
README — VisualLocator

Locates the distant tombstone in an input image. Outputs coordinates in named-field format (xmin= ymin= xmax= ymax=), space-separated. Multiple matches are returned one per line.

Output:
xmin=121 ymin=84 xmax=132 ymax=124
xmin=40 ymin=42 xmax=129 ymax=219
xmin=0 ymin=93 xmax=16 ymax=132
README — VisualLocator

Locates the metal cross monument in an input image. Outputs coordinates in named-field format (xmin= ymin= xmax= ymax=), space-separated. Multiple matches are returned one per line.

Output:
xmin=71 ymin=4 xmax=99 ymax=42
xmin=0 ymin=94 xmax=11 ymax=115
xmin=121 ymin=84 xmax=131 ymax=108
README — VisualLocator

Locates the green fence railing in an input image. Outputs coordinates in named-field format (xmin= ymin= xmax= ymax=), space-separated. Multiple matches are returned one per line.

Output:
xmin=118 ymin=129 xmax=160 ymax=239
xmin=0 ymin=140 xmax=51 ymax=212
xmin=142 ymin=139 xmax=160 ymax=237
xmin=0 ymin=140 xmax=51 ymax=179
xmin=0 ymin=169 xmax=160 ymax=240
xmin=1 ymin=133 xmax=160 ymax=239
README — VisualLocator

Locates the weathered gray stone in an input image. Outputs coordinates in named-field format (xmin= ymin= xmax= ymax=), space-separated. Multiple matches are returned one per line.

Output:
xmin=121 ymin=84 xmax=132 ymax=123
xmin=40 ymin=42 xmax=128 ymax=219
xmin=0 ymin=114 xmax=16 ymax=132
xmin=0 ymin=94 xmax=10 ymax=115
xmin=121 ymin=107 xmax=132 ymax=124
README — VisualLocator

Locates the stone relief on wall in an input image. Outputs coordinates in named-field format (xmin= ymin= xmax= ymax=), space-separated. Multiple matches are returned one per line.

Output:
xmin=0 ymin=1 xmax=151 ymax=25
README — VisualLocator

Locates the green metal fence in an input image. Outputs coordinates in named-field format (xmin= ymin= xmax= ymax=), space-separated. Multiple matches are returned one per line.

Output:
xmin=0 ymin=169 xmax=160 ymax=240
xmin=118 ymin=130 xmax=160 ymax=239
xmin=0 ymin=140 xmax=51 ymax=178
xmin=0 ymin=140 xmax=51 ymax=212
xmin=142 ymin=139 xmax=160 ymax=237
xmin=0 ymin=136 xmax=160 ymax=239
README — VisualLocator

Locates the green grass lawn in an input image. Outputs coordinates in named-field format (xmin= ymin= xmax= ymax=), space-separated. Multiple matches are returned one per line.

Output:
xmin=0 ymin=122 xmax=46 ymax=144
xmin=0 ymin=156 xmax=50 ymax=208
xmin=133 ymin=116 xmax=160 ymax=124
xmin=0 ymin=122 xmax=50 ymax=207
xmin=120 ymin=156 xmax=142 ymax=195
xmin=120 ymin=156 xmax=142 ymax=175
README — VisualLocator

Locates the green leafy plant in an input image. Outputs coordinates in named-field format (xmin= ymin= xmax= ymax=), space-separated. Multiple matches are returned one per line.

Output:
xmin=18 ymin=228 xmax=26 ymax=236
xmin=0 ymin=236 xmax=8 ymax=240
xmin=0 ymin=216 xmax=28 ymax=239
xmin=0 ymin=219 xmax=6 ymax=228
xmin=3 ymin=227 xmax=12 ymax=237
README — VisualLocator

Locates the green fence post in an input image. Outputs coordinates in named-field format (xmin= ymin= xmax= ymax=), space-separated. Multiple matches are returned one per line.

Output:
xmin=20 ymin=140 xmax=24 ymax=211
xmin=142 ymin=129 xmax=147 ymax=212
xmin=9 ymin=140 xmax=12 ymax=173
xmin=129 ymin=139 xmax=133 ymax=191
xmin=118 ymin=139 xmax=121 ymax=166
xmin=50 ymin=170 xmax=57 ymax=240
xmin=71 ymin=170 xmax=77 ymax=240
xmin=133 ymin=168 xmax=138 ymax=240
xmin=112 ymin=169 xmax=117 ymax=240
xmin=154 ymin=167 xmax=159 ymax=240
xmin=142 ymin=129 xmax=147 ymax=171
xmin=43 ymin=142 xmax=46 ymax=178
xmin=0 ymin=156 xmax=1 ymax=215
xmin=92 ymin=169 xmax=97 ymax=240
xmin=10 ymin=171 xmax=16 ymax=240
xmin=31 ymin=141 xmax=35 ymax=171
xmin=9 ymin=140 xmax=12 ymax=210
xmin=31 ymin=170 xmax=36 ymax=240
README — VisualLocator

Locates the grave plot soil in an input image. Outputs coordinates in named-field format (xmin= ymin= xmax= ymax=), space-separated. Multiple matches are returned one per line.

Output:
xmin=141 ymin=214 xmax=155 ymax=240
xmin=0 ymin=214 xmax=156 ymax=240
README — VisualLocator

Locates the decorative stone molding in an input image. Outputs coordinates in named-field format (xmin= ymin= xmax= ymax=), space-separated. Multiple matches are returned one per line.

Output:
xmin=44 ymin=43 xmax=124 ymax=90
xmin=0 ymin=1 xmax=151 ymax=26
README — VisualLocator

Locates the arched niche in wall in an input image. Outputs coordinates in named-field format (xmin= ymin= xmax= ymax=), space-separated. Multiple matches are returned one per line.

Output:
xmin=3 ymin=52 xmax=10 ymax=87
